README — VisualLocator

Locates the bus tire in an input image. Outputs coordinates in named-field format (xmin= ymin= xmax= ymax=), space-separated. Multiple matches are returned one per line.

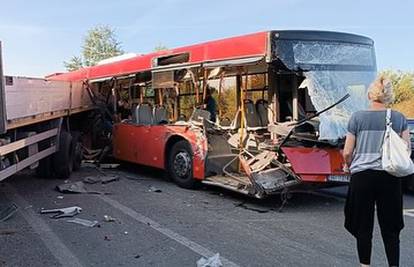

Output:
xmin=71 ymin=131 xmax=82 ymax=171
xmin=168 ymin=140 xmax=197 ymax=189
xmin=53 ymin=131 xmax=73 ymax=179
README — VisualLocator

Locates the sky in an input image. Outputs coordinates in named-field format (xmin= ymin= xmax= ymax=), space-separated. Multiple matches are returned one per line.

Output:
xmin=0 ymin=0 xmax=413 ymax=77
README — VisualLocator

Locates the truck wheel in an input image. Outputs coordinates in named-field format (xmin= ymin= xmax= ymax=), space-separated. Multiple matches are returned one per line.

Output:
xmin=71 ymin=131 xmax=83 ymax=171
xmin=53 ymin=131 xmax=73 ymax=179
xmin=36 ymin=156 xmax=54 ymax=179
xmin=168 ymin=140 xmax=198 ymax=189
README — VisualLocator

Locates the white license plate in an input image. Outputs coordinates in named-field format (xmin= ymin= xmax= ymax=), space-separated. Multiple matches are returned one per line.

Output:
xmin=328 ymin=174 xmax=350 ymax=183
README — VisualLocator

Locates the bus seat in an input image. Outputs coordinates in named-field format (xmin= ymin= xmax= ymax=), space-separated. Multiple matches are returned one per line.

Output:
xmin=136 ymin=103 xmax=153 ymax=125
xmin=190 ymin=108 xmax=211 ymax=123
xmin=256 ymin=99 xmax=269 ymax=127
xmin=154 ymin=106 xmax=168 ymax=124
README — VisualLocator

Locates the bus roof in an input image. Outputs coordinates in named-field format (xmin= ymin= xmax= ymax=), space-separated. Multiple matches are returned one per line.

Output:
xmin=49 ymin=30 xmax=373 ymax=82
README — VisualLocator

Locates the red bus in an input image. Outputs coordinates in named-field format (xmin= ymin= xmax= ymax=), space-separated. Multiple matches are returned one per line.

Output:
xmin=51 ymin=30 xmax=377 ymax=198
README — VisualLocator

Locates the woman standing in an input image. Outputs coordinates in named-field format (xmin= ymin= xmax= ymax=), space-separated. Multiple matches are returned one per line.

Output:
xmin=342 ymin=76 xmax=411 ymax=267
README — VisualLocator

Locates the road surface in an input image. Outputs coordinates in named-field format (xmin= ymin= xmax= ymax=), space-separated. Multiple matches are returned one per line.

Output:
xmin=1 ymin=164 xmax=413 ymax=266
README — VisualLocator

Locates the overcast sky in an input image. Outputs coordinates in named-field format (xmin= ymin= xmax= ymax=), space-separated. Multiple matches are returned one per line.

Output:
xmin=0 ymin=0 xmax=413 ymax=77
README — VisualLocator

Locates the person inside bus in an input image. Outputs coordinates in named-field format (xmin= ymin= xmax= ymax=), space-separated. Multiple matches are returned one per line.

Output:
xmin=203 ymin=86 xmax=217 ymax=122
xmin=343 ymin=75 xmax=410 ymax=267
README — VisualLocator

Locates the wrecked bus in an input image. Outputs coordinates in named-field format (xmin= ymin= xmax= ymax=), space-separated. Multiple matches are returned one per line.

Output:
xmin=51 ymin=30 xmax=377 ymax=198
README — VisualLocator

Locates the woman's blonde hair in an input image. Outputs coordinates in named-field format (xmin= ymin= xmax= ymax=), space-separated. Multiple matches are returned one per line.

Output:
xmin=368 ymin=75 xmax=394 ymax=105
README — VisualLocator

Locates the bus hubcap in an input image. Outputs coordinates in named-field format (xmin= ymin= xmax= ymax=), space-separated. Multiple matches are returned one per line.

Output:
xmin=174 ymin=152 xmax=191 ymax=178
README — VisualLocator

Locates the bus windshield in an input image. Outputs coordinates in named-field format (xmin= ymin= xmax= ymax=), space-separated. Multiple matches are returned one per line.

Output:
xmin=279 ymin=40 xmax=377 ymax=140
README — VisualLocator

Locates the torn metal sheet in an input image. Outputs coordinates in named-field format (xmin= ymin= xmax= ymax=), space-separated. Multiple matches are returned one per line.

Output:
xmin=67 ymin=218 xmax=99 ymax=227
xmin=40 ymin=206 xmax=82 ymax=219
xmin=196 ymin=253 xmax=223 ymax=267
xmin=0 ymin=203 xmax=18 ymax=222
xmin=83 ymin=175 xmax=119 ymax=184
xmin=56 ymin=181 xmax=103 ymax=194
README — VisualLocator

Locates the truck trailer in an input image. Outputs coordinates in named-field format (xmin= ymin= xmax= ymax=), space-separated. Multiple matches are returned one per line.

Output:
xmin=0 ymin=41 xmax=96 ymax=181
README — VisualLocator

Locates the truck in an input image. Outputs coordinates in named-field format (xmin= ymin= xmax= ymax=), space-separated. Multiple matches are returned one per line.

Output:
xmin=50 ymin=30 xmax=378 ymax=198
xmin=0 ymin=41 xmax=96 ymax=181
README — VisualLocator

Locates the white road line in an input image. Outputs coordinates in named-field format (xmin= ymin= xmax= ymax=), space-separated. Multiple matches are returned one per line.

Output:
xmin=404 ymin=209 xmax=414 ymax=218
xmin=2 ymin=184 xmax=83 ymax=267
xmin=98 ymin=195 xmax=240 ymax=267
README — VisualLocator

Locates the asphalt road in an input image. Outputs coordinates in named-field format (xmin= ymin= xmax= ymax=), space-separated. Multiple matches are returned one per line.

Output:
xmin=1 ymin=164 xmax=414 ymax=267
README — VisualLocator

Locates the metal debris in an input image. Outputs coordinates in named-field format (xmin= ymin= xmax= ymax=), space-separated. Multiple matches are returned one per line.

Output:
xmin=40 ymin=206 xmax=82 ymax=219
xmin=56 ymin=181 xmax=103 ymax=194
xmin=0 ymin=229 xmax=17 ymax=235
xmin=196 ymin=253 xmax=223 ymax=267
xmin=0 ymin=203 xmax=18 ymax=222
xmin=83 ymin=175 xmax=120 ymax=184
xmin=148 ymin=186 xmax=162 ymax=193
xmin=67 ymin=218 xmax=99 ymax=227
xmin=99 ymin=163 xmax=120 ymax=169
xmin=103 ymin=215 xmax=116 ymax=222
xmin=234 ymin=202 xmax=269 ymax=213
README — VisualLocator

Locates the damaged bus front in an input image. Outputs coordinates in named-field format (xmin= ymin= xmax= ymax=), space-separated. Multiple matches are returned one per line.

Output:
xmin=205 ymin=31 xmax=377 ymax=198
xmin=253 ymin=31 xmax=377 ymax=193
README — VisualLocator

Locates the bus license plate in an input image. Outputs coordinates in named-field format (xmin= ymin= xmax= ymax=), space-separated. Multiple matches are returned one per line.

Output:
xmin=328 ymin=174 xmax=350 ymax=183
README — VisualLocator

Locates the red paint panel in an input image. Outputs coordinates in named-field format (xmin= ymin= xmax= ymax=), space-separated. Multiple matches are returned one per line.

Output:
xmin=112 ymin=123 xmax=206 ymax=179
xmin=49 ymin=31 xmax=268 ymax=82
xmin=282 ymin=147 xmax=345 ymax=182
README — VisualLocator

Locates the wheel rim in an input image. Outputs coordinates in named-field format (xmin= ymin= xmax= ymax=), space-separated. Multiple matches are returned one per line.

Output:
xmin=173 ymin=151 xmax=191 ymax=178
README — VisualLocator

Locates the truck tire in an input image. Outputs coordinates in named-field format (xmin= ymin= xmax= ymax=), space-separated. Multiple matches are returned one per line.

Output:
xmin=36 ymin=156 xmax=54 ymax=179
xmin=71 ymin=131 xmax=82 ymax=171
xmin=167 ymin=140 xmax=198 ymax=189
xmin=53 ymin=131 xmax=73 ymax=179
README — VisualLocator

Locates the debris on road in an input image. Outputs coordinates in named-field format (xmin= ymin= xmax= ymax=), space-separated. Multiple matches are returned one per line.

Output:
xmin=0 ymin=229 xmax=17 ymax=235
xmin=196 ymin=253 xmax=223 ymax=267
xmin=124 ymin=231 xmax=128 ymax=235
xmin=99 ymin=163 xmax=120 ymax=169
xmin=56 ymin=181 xmax=103 ymax=194
xmin=104 ymin=235 xmax=111 ymax=241
xmin=67 ymin=218 xmax=99 ymax=227
xmin=56 ymin=196 xmax=64 ymax=199
xmin=234 ymin=202 xmax=269 ymax=213
xmin=0 ymin=203 xmax=18 ymax=222
xmin=103 ymin=215 xmax=116 ymax=222
xmin=83 ymin=175 xmax=120 ymax=185
xmin=148 ymin=186 xmax=162 ymax=193
xmin=134 ymin=254 xmax=141 ymax=259
xmin=40 ymin=206 xmax=82 ymax=219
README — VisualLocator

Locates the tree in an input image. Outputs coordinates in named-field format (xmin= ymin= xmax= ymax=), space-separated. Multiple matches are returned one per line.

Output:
xmin=381 ymin=70 xmax=414 ymax=117
xmin=64 ymin=25 xmax=123 ymax=71
xmin=64 ymin=56 xmax=83 ymax=72
xmin=154 ymin=44 xmax=168 ymax=52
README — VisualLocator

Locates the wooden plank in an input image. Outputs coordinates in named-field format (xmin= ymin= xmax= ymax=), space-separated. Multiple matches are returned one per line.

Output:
xmin=0 ymin=128 xmax=58 ymax=156
xmin=0 ymin=146 xmax=56 ymax=181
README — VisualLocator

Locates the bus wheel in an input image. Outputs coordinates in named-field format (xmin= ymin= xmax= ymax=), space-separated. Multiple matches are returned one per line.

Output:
xmin=71 ymin=131 xmax=83 ymax=171
xmin=168 ymin=140 xmax=197 ymax=189
xmin=53 ymin=131 xmax=73 ymax=179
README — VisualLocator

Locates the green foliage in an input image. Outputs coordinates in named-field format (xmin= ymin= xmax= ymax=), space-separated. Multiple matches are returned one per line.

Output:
xmin=154 ymin=44 xmax=168 ymax=52
xmin=64 ymin=25 xmax=123 ymax=71
xmin=381 ymin=70 xmax=414 ymax=104
xmin=63 ymin=56 xmax=83 ymax=72
xmin=381 ymin=70 xmax=414 ymax=118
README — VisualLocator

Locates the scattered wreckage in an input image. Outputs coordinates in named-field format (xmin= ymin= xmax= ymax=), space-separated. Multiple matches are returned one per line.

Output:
xmin=50 ymin=30 xmax=377 ymax=198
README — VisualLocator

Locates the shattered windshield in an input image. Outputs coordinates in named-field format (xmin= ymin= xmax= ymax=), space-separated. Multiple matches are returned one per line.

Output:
xmin=277 ymin=39 xmax=377 ymax=140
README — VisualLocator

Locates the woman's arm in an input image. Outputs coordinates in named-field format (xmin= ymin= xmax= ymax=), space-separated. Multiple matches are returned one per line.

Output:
xmin=401 ymin=129 xmax=411 ymax=156
xmin=343 ymin=133 xmax=356 ymax=170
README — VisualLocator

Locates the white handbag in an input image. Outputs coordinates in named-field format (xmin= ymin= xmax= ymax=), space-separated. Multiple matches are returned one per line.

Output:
xmin=382 ymin=109 xmax=414 ymax=177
